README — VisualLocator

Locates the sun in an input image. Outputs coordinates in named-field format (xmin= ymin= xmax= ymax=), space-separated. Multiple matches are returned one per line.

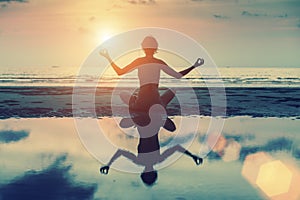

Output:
xmin=98 ymin=29 xmax=114 ymax=43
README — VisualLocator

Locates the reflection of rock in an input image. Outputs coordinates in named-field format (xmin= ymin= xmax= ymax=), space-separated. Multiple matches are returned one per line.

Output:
xmin=0 ymin=154 xmax=97 ymax=200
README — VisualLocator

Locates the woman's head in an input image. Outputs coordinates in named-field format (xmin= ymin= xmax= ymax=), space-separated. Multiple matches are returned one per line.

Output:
xmin=141 ymin=36 xmax=158 ymax=55
xmin=140 ymin=170 xmax=158 ymax=186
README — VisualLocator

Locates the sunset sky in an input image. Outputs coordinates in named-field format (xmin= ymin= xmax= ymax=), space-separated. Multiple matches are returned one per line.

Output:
xmin=0 ymin=0 xmax=299 ymax=69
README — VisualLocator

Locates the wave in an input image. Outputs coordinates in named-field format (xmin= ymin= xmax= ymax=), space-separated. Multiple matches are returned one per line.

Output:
xmin=0 ymin=75 xmax=300 ymax=87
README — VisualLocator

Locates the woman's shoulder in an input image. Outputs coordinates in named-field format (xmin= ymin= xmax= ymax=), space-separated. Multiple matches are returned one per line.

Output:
xmin=133 ymin=57 xmax=167 ymax=66
xmin=154 ymin=57 xmax=166 ymax=64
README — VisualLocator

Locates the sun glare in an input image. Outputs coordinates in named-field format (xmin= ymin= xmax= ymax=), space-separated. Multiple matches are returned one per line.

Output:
xmin=99 ymin=29 xmax=113 ymax=43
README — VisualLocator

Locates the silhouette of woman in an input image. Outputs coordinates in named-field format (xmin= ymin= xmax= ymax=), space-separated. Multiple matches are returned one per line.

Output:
xmin=99 ymin=36 xmax=204 ymax=113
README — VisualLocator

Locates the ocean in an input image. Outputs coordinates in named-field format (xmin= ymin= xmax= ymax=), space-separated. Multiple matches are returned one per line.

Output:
xmin=1 ymin=66 xmax=299 ymax=88
xmin=0 ymin=66 xmax=299 ymax=200
xmin=0 ymin=67 xmax=299 ymax=119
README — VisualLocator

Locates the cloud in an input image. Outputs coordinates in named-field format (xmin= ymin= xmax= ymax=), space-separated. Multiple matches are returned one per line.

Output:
xmin=225 ymin=134 xmax=256 ymax=143
xmin=160 ymin=133 xmax=194 ymax=147
xmin=213 ymin=14 xmax=228 ymax=19
xmin=190 ymin=0 xmax=238 ymax=3
xmin=239 ymin=137 xmax=293 ymax=161
xmin=198 ymin=133 xmax=255 ymax=145
xmin=0 ymin=0 xmax=28 ymax=9
xmin=0 ymin=0 xmax=28 ymax=2
xmin=127 ymin=0 xmax=156 ymax=5
xmin=293 ymin=148 xmax=300 ymax=159
xmin=0 ymin=154 xmax=97 ymax=200
xmin=78 ymin=27 xmax=89 ymax=34
xmin=206 ymin=151 xmax=222 ymax=160
xmin=0 ymin=130 xmax=29 ymax=143
xmin=203 ymin=135 xmax=298 ymax=161
xmin=241 ymin=10 xmax=267 ymax=17
xmin=89 ymin=16 xmax=95 ymax=22
xmin=275 ymin=13 xmax=288 ymax=18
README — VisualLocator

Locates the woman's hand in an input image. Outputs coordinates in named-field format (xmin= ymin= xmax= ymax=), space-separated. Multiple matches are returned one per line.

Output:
xmin=100 ymin=165 xmax=110 ymax=174
xmin=192 ymin=155 xmax=203 ymax=165
xmin=99 ymin=49 xmax=110 ymax=59
xmin=193 ymin=58 xmax=204 ymax=68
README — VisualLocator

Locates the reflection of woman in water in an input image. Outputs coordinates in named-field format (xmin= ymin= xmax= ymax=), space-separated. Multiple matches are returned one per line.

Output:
xmin=100 ymin=104 xmax=203 ymax=186
xmin=99 ymin=35 xmax=204 ymax=111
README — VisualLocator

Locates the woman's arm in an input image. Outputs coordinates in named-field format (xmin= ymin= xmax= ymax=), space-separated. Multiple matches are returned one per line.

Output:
xmin=159 ymin=144 xmax=203 ymax=165
xmin=99 ymin=49 xmax=138 ymax=76
xmin=100 ymin=149 xmax=138 ymax=174
xmin=161 ymin=58 xmax=204 ymax=79
xmin=179 ymin=58 xmax=204 ymax=76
